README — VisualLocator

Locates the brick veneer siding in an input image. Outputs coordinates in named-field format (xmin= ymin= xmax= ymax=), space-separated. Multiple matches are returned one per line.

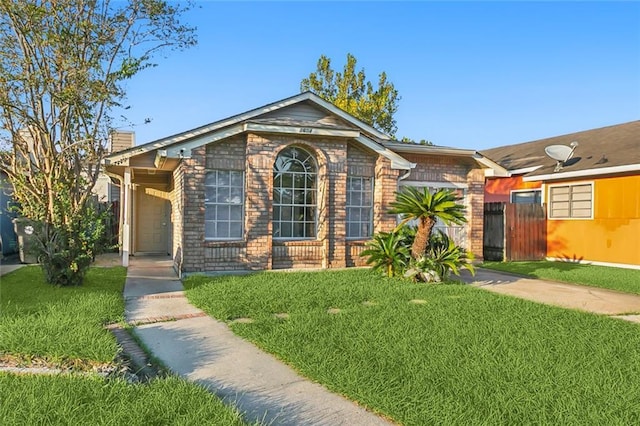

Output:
xmin=180 ymin=146 xmax=207 ymax=272
xmin=402 ymin=154 xmax=470 ymax=183
xmin=177 ymin=132 xmax=406 ymax=274
xmin=346 ymin=143 xmax=378 ymax=267
xmin=400 ymin=154 xmax=484 ymax=260
xmin=201 ymin=138 xmax=249 ymax=271
xmin=272 ymin=241 xmax=324 ymax=269
xmin=374 ymin=156 xmax=400 ymax=233
xmin=171 ymin=164 xmax=184 ymax=273
xmin=466 ymin=168 xmax=485 ymax=260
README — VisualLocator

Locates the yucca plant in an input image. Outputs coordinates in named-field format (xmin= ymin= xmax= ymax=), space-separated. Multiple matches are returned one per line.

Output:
xmin=389 ymin=187 xmax=467 ymax=260
xmin=360 ymin=231 xmax=411 ymax=277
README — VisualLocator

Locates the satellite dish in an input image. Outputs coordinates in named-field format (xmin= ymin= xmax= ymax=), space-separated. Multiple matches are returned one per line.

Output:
xmin=545 ymin=141 xmax=579 ymax=172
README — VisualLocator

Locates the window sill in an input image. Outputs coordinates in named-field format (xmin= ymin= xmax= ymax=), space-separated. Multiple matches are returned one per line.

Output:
xmin=204 ymin=240 xmax=246 ymax=247
xmin=273 ymin=239 xmax=322 ymax=246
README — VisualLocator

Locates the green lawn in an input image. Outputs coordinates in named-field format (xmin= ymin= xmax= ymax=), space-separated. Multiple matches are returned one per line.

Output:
xmin=0 ymin=266 xmax=247 ymax=425
xmin=482 ymin=261 xmax=640 ymax=295
xmin=0 ymin=374 xmax=245 ymax=426
xmin=185 ymin=269 xmax=640 ymax=426
xmin=1 ymin=266 xmax=127 ymax=364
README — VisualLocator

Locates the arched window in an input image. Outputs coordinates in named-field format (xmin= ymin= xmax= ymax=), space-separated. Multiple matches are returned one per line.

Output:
xmin=273 ymin=146 xmax=317 ymax=239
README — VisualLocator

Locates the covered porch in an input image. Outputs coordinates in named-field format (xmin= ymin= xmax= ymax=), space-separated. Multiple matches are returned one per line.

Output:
xmin=104 ymin=150 xmax=180 ymax=267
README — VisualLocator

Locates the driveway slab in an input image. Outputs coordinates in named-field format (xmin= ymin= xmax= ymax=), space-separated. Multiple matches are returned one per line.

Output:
xmin=461 ymin=269 xmax=640 ymax=315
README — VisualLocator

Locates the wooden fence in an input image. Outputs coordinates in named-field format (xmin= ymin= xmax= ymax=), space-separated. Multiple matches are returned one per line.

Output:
xmin=483 ymin=202 xmax=546 ymax=261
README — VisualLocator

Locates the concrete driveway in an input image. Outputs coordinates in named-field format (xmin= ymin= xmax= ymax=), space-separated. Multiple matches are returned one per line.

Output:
xmin=460 ymin=268 xmax=640 ymax=322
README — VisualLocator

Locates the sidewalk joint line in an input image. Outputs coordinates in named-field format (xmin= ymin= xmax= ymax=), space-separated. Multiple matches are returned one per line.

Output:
xmin=127 ymin=311 xmax=207 ymax=326
xmin=125 ymin=293 xmax=186 ymax=301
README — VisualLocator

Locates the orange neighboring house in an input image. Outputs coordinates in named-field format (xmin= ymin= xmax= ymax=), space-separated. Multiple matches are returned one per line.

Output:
xmin=482 ymin=120 xmax=640 ymax=269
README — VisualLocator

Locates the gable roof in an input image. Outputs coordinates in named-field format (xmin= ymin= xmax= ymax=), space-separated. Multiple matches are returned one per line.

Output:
xmin=105 ymin=92 xmax=416 ymax=170
xmin=482 ymin=120 xmax=640 ymax=181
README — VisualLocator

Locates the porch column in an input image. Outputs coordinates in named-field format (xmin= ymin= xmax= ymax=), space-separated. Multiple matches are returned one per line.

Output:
xmin=122 ymin=167 xmax=132 ymax=267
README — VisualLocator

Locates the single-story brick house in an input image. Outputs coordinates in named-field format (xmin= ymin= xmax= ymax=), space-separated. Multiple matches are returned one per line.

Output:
xmin=104 ymin=92 xmax=503 ymax=275
xmin=482 ymin=120 xmax=640 ymax=268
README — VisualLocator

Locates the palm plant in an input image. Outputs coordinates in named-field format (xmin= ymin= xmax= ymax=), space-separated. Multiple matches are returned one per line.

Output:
xmin=404 ymin=231 xmax=476 ymax=282
xmin=388 ymin=187 xmax=467 ymax=259
xmin=360 ymin=232 xmax=410 ymax=277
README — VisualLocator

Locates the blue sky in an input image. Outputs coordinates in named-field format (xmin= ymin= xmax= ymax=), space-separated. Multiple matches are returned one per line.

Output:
xmin=119 ymin=1 xmax=640 ymax=151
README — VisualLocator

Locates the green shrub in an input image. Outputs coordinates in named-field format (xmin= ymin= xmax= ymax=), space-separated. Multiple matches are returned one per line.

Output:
xmin=361 ymin=228 xmax=475 ymax=282
xmin=360 ymin=231 xmax=411 ymax=277
xmin=404 ymin=231 xmax=475 ymax=282
xmin=30 ymin=204 xmax=112 ymax=286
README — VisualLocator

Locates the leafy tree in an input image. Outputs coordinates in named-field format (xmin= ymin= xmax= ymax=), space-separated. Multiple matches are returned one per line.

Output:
xmin=388 ymin=187 xmax=467 ymax=260
xmin=0 ymin=0 xmax=196 ymax=285
xmin=399 ymin=137 xmax=434 ymax=146
xmin=300 ymin=53 xmax=400 ymax=136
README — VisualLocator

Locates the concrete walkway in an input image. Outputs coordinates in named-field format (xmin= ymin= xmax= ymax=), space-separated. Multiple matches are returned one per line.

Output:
xmin=0 ymin=254 xmax=24 ymax=277
xmin=123 ymin=256 xmax=393 ymax=426
xmin=460 ymin=268 xmax=640 ymax=323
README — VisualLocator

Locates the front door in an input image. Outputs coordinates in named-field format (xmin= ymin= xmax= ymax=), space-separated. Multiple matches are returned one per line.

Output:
xmin=136 ymin=190 xmax=169 ymax=254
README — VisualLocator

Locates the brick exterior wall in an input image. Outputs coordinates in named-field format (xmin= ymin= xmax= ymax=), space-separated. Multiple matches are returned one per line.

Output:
xmin=176 ymin=137 xmax=485 ymax=274
xmin=199 ymin=138 xmax=250 ymax=271
xmin=374 ymin=155 xmax=400 ymax=233
xmin=401 ymin=153 xmax=484 ymax=260
xmin=346 ymin=143 xmax=377 ymax=267
xmin=466 ymin=168 xmax=485 ymax=260
xmin=177 ymin=132 xmax=391 ymax=273
xmin=171 ymin=164 xmax=184 ymax=273
xmin=180 ymin=146 xmax=207 ymax=273
xmin=402 ymin=154 xmax=469 ymax=183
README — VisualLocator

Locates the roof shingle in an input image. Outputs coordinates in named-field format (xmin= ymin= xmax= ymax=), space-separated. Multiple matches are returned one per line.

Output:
xmin=481 ymin=121 xmax=640 ymax=176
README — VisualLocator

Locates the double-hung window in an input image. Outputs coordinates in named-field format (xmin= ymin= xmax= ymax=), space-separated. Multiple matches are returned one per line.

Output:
xmin=204 ymin=170 xmax=244 ymax=240
xmin=346 ymin=176 xmax=373 ymax=239
xmin=549 ymin=183 xmax=593 ymax=219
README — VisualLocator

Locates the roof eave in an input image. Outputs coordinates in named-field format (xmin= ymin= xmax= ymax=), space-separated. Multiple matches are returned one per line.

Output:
xmin=523 ymin=163 xmax=640 ymax=182
xmin=382 ymin=142 xmax=477 ymax=156
xmin=472 ymin=153 xmax=510 ymax=177
xmin=105 ymin=92 xmax=392 ymax=163
xmin=355 ymin=136 xmax=415 ymax=170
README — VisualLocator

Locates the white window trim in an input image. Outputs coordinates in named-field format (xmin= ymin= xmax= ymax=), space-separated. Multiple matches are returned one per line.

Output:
xmin=346 ymin=176 xmax=374 ymax=240
xmin=204 ymin=169 xmax=245 ymax=241
xmin=547 ymin=181 xmax=594 ymax=220
xmin=510 ymin=188 xmax=542 ymax=204
xmin=272 ymin=146 xmax=318 ymax=240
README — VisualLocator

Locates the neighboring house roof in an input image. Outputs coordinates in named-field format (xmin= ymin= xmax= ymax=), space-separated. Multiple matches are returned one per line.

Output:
xmin=482 ymin=120 xmax=640 ymax=181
